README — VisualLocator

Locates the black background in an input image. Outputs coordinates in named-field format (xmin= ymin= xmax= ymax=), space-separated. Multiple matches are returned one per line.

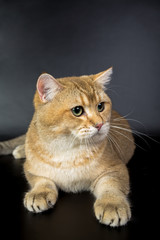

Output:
xmin=0 ymin=0 xmax=160 ymax=139
xmin=0 ymin=1 xmax=160 ymax=240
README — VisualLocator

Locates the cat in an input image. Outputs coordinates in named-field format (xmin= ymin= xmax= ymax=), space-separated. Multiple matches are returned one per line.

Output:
xmin=0 ymin=68 xmax=135 ymax=227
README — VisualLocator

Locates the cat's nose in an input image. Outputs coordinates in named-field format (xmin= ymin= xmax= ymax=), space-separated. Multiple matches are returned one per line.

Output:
xmin=95 ymin=123 xmax=103 ymax=131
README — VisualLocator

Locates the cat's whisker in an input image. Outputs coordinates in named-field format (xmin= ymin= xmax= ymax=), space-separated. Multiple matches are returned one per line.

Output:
xmin=88 ymin=139 xmax=96 ymax=155
xmin=106 ymin=87 xmax=119 ymax=97
xmin=113 ymin=112 xmax=152 ymax=140
xmin=67 ymin=135 xmax=78 ymax=151
xmin=84 ymin=138 xmax=89 ymax=155
xmin=113 ymin=117 xmax=146 ymax=130
xmin=112 ymin=111 xmax=134 ymax=121
xmin=110 ymin=125 xmax=150 ymax=147
xmin=106 ymin=134 xmax=114 ymax=154
xmin=110 ymin=122 xmax=129 ymax=128
xmin=111 ymin=122 xmax=148 ymax=141
xmin=82 ymin=136 xmax=98 ymax=157
xmin=110 ymin=127 xmax=146 ymax=151
xmin=79 ymin=138 xmax=83 ymax=151
xmin=84 ymin=138 xmax=92 ymax=157
xmin=89 ymin=137 xmax=98 ymax=154
xmin=107 ymin=132 xmax=125 ymax=161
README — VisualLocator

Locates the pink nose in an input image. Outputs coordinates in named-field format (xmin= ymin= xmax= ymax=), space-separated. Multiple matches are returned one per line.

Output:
xmin=95 ymin=123 xmax=103 ymax=131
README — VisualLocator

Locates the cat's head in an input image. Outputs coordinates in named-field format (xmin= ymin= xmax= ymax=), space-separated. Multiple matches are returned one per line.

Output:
xmin=34 ymin=68 xmax=112 ymax=143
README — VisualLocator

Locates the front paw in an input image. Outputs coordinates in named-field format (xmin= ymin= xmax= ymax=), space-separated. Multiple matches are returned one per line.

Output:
xmin=94 ymin=196 xmax=131 ymax=227
xmin=24 ymin=189 xmax=57 ymax=213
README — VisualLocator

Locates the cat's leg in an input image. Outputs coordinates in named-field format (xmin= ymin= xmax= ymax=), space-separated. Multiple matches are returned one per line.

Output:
xmin=0 ymin=134 xmax=26 ymax=156
xmin=24 ymin=173 xmax=58 ymax=213
xmin=91 ymin=166 xmax=131 ymax=227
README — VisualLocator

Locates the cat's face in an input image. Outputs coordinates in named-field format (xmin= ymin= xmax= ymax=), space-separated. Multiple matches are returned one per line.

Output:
xmin=34 ymin=68 xmax=112 ymax=144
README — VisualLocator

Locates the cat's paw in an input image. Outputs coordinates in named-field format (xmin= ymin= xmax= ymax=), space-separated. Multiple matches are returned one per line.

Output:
xmin=94 ymin=196 xmax=131 ymax=227
xmin=12 ymin=144 xmax=25 ymax=159
xmin=24 ymin=189 xmax=57 ymax=213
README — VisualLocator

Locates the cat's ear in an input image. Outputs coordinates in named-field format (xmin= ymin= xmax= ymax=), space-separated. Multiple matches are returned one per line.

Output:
xmin=37 ymin=73 xmax=63 ymax=103
xmin=93 ymin=67 xmax=113 ymax=88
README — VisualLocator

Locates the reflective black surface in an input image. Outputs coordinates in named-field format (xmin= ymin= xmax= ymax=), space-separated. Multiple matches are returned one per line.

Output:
xmin=0 ymin=136 xmax=159 ymax=240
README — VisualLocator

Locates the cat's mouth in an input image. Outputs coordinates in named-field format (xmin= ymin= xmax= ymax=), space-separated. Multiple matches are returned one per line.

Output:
xmin=77 ymin=122 xmax=110 ymax=140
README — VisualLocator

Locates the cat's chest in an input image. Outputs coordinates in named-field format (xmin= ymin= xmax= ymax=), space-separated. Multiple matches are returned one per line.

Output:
xmin=28 ymin=144 xmax=101 ymax=192
xmin=51 ymin=149 xmax=91 ymax=166
xmin=46 ymin=150 xmax=99 ymax=192
xmin=51 ymin=162 xmax=95 ymax=192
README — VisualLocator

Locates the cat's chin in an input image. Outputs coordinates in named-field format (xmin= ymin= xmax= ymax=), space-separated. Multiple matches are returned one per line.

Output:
xmin=92 ymin=131 xmax=108 ymax=143
xmin=92 ymin=124 xmax=110 ymax=143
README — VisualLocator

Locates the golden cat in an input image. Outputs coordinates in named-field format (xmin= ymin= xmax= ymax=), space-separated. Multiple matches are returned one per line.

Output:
xmin=0 ymin=68 xmax=135 ymax=227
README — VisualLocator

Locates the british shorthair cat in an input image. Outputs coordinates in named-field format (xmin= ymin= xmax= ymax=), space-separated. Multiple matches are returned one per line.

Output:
xmin=0 ymin=68 xmax=135 ymax=227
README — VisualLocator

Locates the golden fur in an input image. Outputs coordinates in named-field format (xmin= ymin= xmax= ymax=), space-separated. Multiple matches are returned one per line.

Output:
xmin=0 ymin=68 xmax=135 ymax=227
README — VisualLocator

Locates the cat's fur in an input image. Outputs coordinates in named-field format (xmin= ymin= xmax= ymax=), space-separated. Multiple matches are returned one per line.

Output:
xmin=0 ymin=68 xmax=135 ymax=227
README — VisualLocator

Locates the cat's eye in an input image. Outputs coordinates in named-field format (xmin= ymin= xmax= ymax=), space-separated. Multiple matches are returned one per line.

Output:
xmin=97 ymin=102 xmax=105 ymax=112
xmin=71 ymin=106 xmax=84 ymax=117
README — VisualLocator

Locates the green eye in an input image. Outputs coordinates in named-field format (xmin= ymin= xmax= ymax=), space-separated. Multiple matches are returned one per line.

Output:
xmin=97 ymin=102 xmax=105 ymax=112
xmin=71 ymin=106 xmax=84 ymax=117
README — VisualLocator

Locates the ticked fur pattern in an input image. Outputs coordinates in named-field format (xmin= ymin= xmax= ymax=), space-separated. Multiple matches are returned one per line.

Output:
xmin=0 ymin=68 xmax=135 ymax=227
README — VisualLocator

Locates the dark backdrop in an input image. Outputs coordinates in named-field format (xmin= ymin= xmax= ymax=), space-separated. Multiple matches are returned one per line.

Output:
xmin=0 ymin=0 xmax=160 ymax=139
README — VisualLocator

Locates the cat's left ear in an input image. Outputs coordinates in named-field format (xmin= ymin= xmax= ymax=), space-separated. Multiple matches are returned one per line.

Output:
xmin=93 ymin=67 xmax=113 ymax=89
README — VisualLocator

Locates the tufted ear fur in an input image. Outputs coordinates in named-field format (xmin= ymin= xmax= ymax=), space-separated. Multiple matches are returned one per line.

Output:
xmin=93 ymin=67 xmax=113 ymax=89
xmin=37 ymin=73 xmax=63 ymax=103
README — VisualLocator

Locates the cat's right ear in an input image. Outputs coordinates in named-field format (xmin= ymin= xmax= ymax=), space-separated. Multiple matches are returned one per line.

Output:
xmin=37 ymin=73 xmax=63 ymax=103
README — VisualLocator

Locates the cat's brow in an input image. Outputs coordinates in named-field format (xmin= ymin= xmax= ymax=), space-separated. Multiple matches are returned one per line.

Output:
xmin=80 ymin=94 xmax=90 ymax=106
xmin=72 ymin=79 xmax=102 ymax=106
xmin=73 ymin=81 xmax=89 ymax=96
